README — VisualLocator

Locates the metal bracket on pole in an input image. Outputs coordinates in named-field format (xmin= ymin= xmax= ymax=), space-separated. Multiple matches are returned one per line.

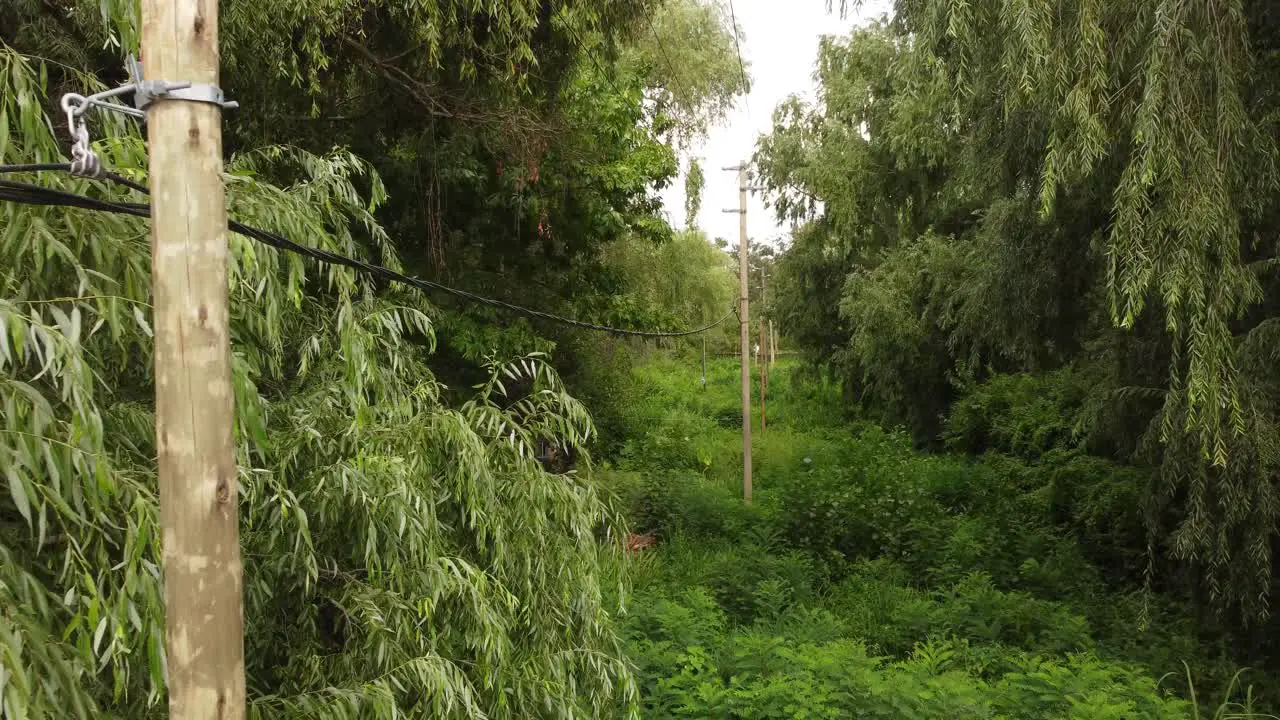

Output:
xmin=58 ymin=55 xmax=237 ymax=177
xmin=128 ymin=55 xmax=239 ymax=113
xmin=61 ymin=55 xmax=237 ymax=123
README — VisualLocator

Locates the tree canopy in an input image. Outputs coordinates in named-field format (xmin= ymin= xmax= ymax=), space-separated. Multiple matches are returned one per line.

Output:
xmin=758 ymin=0 xmax=1280 ymax=624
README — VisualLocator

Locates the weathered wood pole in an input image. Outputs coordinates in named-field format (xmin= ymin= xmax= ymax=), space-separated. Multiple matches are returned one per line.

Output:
xmin=142 ymin=0 xmax=247 ymax=715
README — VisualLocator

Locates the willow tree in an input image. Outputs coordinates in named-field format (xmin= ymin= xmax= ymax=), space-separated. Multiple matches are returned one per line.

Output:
xmin=4 ymin=0 xmax=712 ymax=373
xmin=762 ymin=2 xmax=1280 ymax=621
xmin=623 ymin=0 xmax=750 ymax=149
xmin=0 ymin=45 xmax=638 ymax=719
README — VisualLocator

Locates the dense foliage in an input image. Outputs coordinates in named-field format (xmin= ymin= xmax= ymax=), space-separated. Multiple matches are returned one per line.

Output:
xmin=0 ymin=0 xmax=745 ymax=716
xmin=606 ymin=357 xmax=1274 ymax=717
xmin=8 ymin=0 xmax=1280 ymax=716
xmin=756 ymin=0 xmax=1280 ymax=629
xmin=0 ymin=46 xmax=639 ymax=718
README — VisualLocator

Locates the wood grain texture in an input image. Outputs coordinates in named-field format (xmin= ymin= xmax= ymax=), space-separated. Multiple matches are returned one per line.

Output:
xmin=141 ymin=0 xmax=246 ymax=717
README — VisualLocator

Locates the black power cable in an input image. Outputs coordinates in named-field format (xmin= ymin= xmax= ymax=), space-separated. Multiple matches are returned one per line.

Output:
xmin=0 ymin=163 xmax=151 ymax=194
xmin=0 ymin=166 xmax=735 ymax=338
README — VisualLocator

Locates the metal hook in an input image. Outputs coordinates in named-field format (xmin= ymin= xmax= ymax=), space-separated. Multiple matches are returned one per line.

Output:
xmin=59 ymin=95 xmax=101 ymax=177
xmin=55 ymin=56 xmax=238 ymax=179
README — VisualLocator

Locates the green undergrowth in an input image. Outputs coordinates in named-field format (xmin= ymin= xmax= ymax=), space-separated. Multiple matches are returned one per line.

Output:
xmin=602 ymin=356 xmax=1274 ymax=718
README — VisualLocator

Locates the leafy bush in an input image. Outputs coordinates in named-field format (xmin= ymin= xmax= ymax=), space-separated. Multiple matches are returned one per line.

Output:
xmin=626 ymin=537 xmax=812 ymax=626
xmin=827 ymin=563 xmax=1093 ymax=658
xmin=1038 ymin=450 xmax=1150 ymax=581
xmin=701 ymin=547 xmax=815 ymax=624
xmin=611 ymin=356 xmax=1276 ymax=714
xmin=944 ymin=371 xmax=1153 ymax=583
xmin=758 ymin=425 xmax=1101 ymax=599
xmin=617 ymin=408 xmax=737 ymax=476
xmin=623 ymin=589 xmax=1193 ymax=719
xmin=763 ymin=425 xmax=951 ymax=571
xmin=711 ymin=405 xmax=743 ymax=428
xmin=944 ymin=370 xmax=1086 ymax=458
xmin=555 ymin=332 xmax=638 ymax=457
xmin=605 ymin=469 xmax=762 ymax=544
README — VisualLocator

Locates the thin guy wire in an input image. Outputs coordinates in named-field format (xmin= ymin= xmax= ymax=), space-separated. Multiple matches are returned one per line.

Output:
xmin=0 ymin=168 xmax=734 ymax=338
xmin=560 ymin=15 xmax=627 ymax=100
xmin=644 ymin=12 xmax=679 ymax=85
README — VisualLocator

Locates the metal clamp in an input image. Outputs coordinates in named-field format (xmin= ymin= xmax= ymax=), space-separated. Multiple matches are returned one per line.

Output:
xmin=126 ymin=55 xmax=239 ymax=113
xmin=57 ymin=56 xmax=238 ymax=178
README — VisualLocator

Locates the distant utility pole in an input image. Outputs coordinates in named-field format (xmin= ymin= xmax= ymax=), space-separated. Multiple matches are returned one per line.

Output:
xmin=701 ymin=336 xmax=707 ymax=391
xmin=758 ymin=318 xmax=767 ymax=433
xmin=143 ymin=0 xmax=247 ymax=716
xmin=761 ymin=269 xmax=776 ymax=368
xmin=722 ymin=164 xmax=751 ymax=504
xmin=769 ymin=319 xmax=777 ymax=367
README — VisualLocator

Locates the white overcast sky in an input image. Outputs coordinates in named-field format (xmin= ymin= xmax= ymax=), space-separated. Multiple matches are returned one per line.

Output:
xmin=658 ymin=0 xmax=894 ymax=246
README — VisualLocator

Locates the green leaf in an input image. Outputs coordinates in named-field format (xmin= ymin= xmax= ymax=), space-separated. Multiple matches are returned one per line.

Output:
xmin=0 ymin=106 xmax=9 ymax=160
xmin=7 ymin=467 xmax=31 ymax=525
xmin=132 ymin=306 xmax=152 ymax=338
xmin=92 ymin=616 xmax=108 ymax=655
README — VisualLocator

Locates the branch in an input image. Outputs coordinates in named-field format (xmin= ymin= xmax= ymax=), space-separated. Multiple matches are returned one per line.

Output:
xmin=341 ymin=38 xmax=457 ymax=118
xmin=339 ymin=37 xmax=558 ymax=138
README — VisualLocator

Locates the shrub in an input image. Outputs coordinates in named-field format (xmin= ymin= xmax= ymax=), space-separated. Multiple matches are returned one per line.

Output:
xmin=622 ymin=588 xmax=728 ymax=716
xmin=604 ymin=469 xmax=763 ymax=543
xmin=827 ymin=563 xmax=1093 ymax=658
xmin=1038 ymin=449 xmax=1150 ymax=581
xmin=556 ymin=332 xmax=638 ymax=457
xmin=614 ymin=357 xmax=1276 ymax=714
xmin=631 ymin=537 xmax=814 ymax=625
xmin=624 ymin=589 xmax=1194 ymax=720
xmin=702 ymin=547 xmax=816 ymax=624
xmin=763 ymin=426 xmax=952 ymax=573
xmin=617 ymin=408 xmax=738 ymax=478
xmin=944 ymin=370 xmax=1085 ymax=458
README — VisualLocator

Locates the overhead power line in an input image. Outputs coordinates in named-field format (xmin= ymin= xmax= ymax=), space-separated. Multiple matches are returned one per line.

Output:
xmin=560 ymin=15 xmax=628 ymax=99
xmin=0 ymin=163 xmax=151 ymax=194
xmin=643 ymin=13 xmax=679 ymax=83
xmin=0 ymin=165 xmax=734 ymax=338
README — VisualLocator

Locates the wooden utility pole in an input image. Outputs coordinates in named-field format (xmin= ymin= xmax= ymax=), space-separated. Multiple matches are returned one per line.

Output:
xmin=722 ymin=164 xmax=751 ymax=503
xmin=701 ymin=336 xmax=707 ymax=391
xmin=761 ymin=269 xmax=776 ymax=368
xmin=142 ymin=0 xmax=247 ymax=716
xmin=758 ymin=318 xmax=767 ymax=433
xmin=769 ymin=319 xmax=777 ymax=367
